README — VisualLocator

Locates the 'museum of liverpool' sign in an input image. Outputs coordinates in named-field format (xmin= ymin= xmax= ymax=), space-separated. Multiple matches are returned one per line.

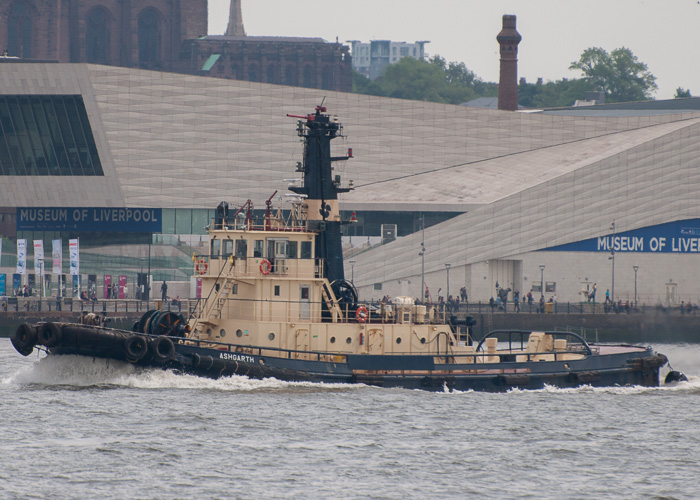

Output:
xmin=545 ymin=219 xmax=700 ymax=254
xmin=17 ymin=208 xmax=162 ymax=232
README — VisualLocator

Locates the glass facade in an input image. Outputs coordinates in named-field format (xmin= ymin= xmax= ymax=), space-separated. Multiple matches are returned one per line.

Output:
xmin=0 ymin=95 xmax=104 ymax=176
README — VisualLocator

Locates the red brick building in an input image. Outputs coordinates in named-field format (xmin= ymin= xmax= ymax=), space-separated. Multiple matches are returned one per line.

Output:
xmin=0 ymin=0 xmax=352 ymax=91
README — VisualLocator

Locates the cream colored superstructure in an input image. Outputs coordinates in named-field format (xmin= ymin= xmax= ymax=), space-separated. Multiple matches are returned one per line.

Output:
xmin=187 ymin=219 xmax=474 ymax=360
xmin=186 ymin=220 xmax=586 ymax=367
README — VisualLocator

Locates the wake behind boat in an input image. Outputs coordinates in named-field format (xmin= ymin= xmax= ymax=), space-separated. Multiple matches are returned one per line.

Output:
xmin=10 ymin=106 xmax=675 ymax=392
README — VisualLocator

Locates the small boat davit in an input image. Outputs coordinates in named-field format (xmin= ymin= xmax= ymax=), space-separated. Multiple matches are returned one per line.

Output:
xmin=11 ymin=106 xmax=674 ymax=392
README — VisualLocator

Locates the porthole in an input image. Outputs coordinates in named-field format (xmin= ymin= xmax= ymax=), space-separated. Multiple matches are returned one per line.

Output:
xmin=268 ymin=332 xmax=276 ymax=341
xmin=206 ymin=328 xmax=212 ymax=336
xmin=346 ymin=337 xmax=352 ymax=344
xmin=420 ymin=337 xmax=426 ymax=344
xmin=236 ymin=329 xmax=243 ymax=338
xmin=330 ymin=336 xmax=336 ymax=344
xmin=396 ymin=337 xmax=402 ymax=344
xmin=220 ymin=329 xmax=226 ymax=338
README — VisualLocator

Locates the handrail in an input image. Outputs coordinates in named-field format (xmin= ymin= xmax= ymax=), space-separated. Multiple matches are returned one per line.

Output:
xmin=475 ymin=329 xmax=594 ymax=356
xmin=178 ymin=336 xmax=593 ymax=367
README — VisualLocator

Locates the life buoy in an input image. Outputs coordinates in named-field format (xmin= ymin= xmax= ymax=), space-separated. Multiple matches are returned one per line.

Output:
xmin=356 ymin=306 xmax=368 ymax=323
xmin=195 ymin=258 xmax=208 ymax=275
xmin=259 ymin=259 xmax=272 ymax=275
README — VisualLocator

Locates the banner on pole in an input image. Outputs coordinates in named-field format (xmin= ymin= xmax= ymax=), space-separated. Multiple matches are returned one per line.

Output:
xmin=52 ymin=239 xmax=62 ymax=275
xmin=33 ymin=240 xmax=44 ymax=277
xmin=69 ymin=239 xmax=79 ymax=275
xmin=16 ymin=239 xmax=26 ymax=275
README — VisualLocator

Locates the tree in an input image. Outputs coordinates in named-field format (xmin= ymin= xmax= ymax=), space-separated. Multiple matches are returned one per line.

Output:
xmin=518 ymin=78 xmax=590 ymax=108
xmin=674 ymin=87 xmax=692 ymax=98
xmin=352 ymin=55 xmax=496 ymax=105
xmin=569 ymin=47 xmax=657 ymax=102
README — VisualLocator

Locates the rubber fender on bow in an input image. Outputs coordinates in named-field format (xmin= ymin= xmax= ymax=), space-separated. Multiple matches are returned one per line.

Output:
xmin=124 ymin=335 xmax=148 ymax=362
xmin=11 ymin=323 xmax=37 ymax=356
xmin=148 ymin=336 xmax=175 ymax=363
xmin=37 ymin=322 xmax=62 ymax=348
xmin=665 ymin=370 xmax=688 ymax=384
xmin=190 ymin=352 xmax=202 ymax=367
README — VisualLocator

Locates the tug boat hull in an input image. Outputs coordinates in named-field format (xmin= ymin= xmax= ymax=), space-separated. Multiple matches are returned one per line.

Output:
xmin=12 ymin=322 xmax=668 ymax=393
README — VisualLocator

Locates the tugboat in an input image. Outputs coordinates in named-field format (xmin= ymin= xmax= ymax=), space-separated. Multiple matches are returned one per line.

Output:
xmin=11 ymin=106 xmax=672 ymax=392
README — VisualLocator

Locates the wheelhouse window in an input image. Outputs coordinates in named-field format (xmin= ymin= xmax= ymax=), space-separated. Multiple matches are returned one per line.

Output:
xmin=210 ymin=238 xmax=220 ymax=257
xmin=287 ymin=241 xmax=298 ymax=259
xmin=235 ymin=239 xmax=247 ymax=259
xmin=222 ymin=239 xmax=233 ymax=259
xmin=301 ymin=241 xmax=312 ymax=259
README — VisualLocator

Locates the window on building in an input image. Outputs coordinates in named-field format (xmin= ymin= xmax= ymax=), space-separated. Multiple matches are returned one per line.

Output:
xmin=321 ymin=67 xmax=334 ymax=90
xmin=7 ymin=1 xmax=31 ymax=58
xmin=266 ymin=65 xmax=277 ymax=84
xmin=138 ymin=8 xmax=160 ymax=64
xmin=248 ymin=64 xmax=258 ymax=82
xmin=86 ymin=7 xmax=110 ymax=63
xmin=0 ymin=95 xmax=104 ymax=176
xmin=400 ymin=47 xmax=409 ymax=57
xmin=285 ymin=66 xmax=296 ymax=86
xmin=303 ymin=66 xmax=313 ymax=88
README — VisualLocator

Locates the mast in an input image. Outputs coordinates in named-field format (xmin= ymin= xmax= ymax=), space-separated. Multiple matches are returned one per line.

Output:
xmin=287 ymin=106 xmax=352 ymax=286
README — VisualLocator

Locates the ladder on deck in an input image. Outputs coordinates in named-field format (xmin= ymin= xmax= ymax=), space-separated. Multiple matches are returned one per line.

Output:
xmin=190 ymin=259 xmax=236 ymax=333
xmin=321 ymin=281 xmax=343 ymax=323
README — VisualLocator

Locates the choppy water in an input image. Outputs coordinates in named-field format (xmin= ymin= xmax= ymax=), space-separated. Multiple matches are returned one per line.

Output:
xmin=1 ymin=339 xmax=699 ymax=500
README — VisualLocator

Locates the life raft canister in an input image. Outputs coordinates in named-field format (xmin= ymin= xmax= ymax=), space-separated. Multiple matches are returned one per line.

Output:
xmin=356 ymin=306 xmax=368 ymax=323
xmin=195 ymin=258 xmax=208 ymax=275
xmin=259 ymin=259 xmax=272 ymax=275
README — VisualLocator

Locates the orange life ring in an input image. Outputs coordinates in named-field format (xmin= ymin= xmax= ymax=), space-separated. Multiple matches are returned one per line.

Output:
xmin=259 ymin=259 xmax=272 ymax=275
xmin=195 ymin=258 xmax=208 ymax=275
xmin=356 ymin=305 xmax=368 ymax=323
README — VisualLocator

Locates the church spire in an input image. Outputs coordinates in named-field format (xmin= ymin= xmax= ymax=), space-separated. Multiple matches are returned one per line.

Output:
xmin=225 ymin=0 xmax=246 ymax=36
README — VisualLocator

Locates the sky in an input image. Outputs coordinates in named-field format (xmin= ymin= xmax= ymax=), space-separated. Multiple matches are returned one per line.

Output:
xmin=208 ymin=0 xmax=700 ymax=100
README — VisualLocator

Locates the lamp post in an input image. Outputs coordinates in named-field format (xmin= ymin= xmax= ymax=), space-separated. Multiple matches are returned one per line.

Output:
xmin=539 ymin=265 xmax=545 ymax=299
xmin=445 ymin=263 xmax=451 ymax=300
xmin=419 ymin=216 xmax=425 ymax=301
xmin=609 ymin=220 xmax=615 ymax=303
xmin=349 ymin=260 xmax=356 ymax=285
xmin=633 ymin=265 xmax=639 ymax=307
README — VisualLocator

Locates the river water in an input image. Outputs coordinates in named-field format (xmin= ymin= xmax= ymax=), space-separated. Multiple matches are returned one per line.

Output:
xmin=1 ymin=338 xmax=699 ymax=500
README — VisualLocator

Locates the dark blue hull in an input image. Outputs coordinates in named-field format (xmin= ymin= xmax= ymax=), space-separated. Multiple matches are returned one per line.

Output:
xmin=12 ymin=322 xmax=667 ymax=392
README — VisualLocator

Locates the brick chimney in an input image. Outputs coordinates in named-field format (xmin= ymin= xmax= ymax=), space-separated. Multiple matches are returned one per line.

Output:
xmin=226 ymin=0 xmax=246 ymax=36
xmin=497 ymin=15 xmax=522 ymax=111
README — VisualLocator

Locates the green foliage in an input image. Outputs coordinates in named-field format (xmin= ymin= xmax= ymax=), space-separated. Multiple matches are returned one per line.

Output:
xmin=569 ymin=47 xmax=657 ymax=102
xmin=518 ymin=78 xmax=591 ymax=108
xmin=352 ymin=47 xmax=662 ymax=108
xmin=674 ymin=87 xmax=692 ymax=98
xmin=352 ymin=55 xmax=496 ymax=105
